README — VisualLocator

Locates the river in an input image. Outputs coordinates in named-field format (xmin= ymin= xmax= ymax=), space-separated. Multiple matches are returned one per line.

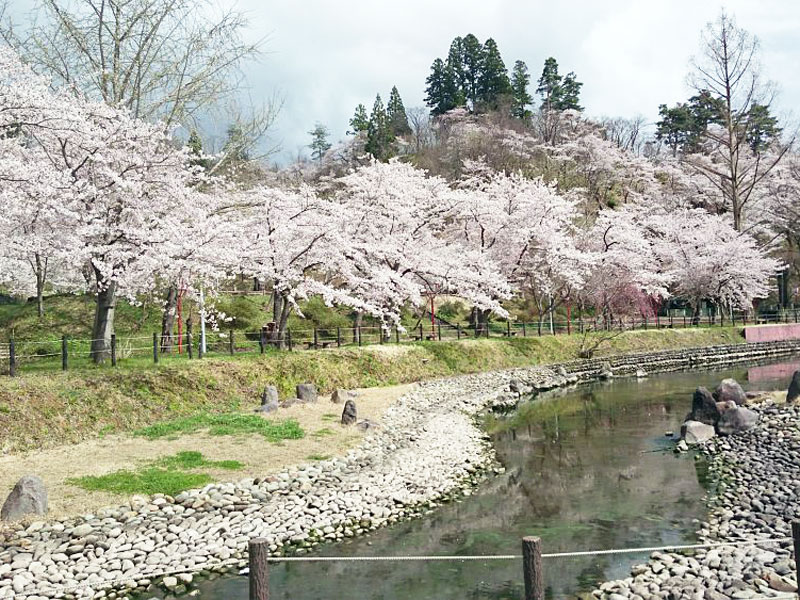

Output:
xmin=143 ymin=358 xmax=798 ymax=599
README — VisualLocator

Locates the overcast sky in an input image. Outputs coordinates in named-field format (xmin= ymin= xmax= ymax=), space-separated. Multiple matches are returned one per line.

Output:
xmin=231 ymin=0 xmax=799 ymax=164
xmin=9 ymin=1 xmax=800 ymax=164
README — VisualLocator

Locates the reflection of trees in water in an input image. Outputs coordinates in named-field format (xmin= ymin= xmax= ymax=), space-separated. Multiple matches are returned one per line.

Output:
xmin=189 ymin=369 xmax=772 ymax=600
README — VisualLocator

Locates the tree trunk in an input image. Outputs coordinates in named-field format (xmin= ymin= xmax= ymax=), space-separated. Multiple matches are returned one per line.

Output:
xmin=692 ymin=301 xmax=701 ymax=326
xmin=160 ymin=284 xmax=178 ymax=353
xmin=34 ymin=253 xmax=47 ymax=318
xmin=270 ymin=292 xmax=292 ymax=349
xmin=353 ymin=311 xmax=363 ymax=343
xmin=91 ymin=273 xmax=117 ymax=363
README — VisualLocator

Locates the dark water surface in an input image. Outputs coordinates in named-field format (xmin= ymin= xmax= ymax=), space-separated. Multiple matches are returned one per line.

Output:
xmin=145 ymin=359 xmax=797 ymax=600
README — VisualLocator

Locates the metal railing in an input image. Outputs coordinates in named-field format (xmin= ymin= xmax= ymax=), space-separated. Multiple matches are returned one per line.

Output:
xmin=2 ymin=309 xmax=799 ymax=376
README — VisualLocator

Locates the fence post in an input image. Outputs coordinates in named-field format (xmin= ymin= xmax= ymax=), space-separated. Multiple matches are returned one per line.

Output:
xmin=522 ymin=322 xmax=526 ymax=337
xmin=111 ymin=334 xmax=117 ymax=367
xmin=152 ymin=332 xmax=159 ymax=363
xmin=507 ymin=320 xmax=511 ymax=337
xmin=260 ymin=326 xmax=266 ymax=355
xmin=313 ymin=327 xmax=319 ymax=350
xmin=419 ymin=323 xmax=423 ymax=341
xmin=187 ymin=320 xmax=193 ymax=360
xmin=522 ymin=536 xmax=543 ymax=600
xmin=792 ymin=521 xmax=800 ymax=593
xmin=8 ymin=338 xmax=15 ymax=377
xmin=437 ymin=323 xmax=442 ymax=341
xmin=457 ymin=323 xmax=461 ymax=340
xmin=229 ymin=329 xmax=235 ymax=356
xmin=395 ymin=326 xmax=400 ymax=344
xmin=62 ymin=335 xmax=68 ymax=371
xmin=337 ymin=327 xmax=342 ymax=348
xmin=249 ymin=537 xmax=270 ymax=600
xmin=287 ymin=329 xmax=293 ymax=351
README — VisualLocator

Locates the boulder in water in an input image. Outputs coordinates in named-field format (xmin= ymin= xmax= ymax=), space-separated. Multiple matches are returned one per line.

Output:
xmin=713 ymin=379 xmax=747 ymax=405
xmin=787 ymin=371 xmax=800 ymax=403
xmin=681 ymin=420 xmax=715 ymax=444
xmin=717 ymin=406 xmax=759 ymax=435
xmin=690 ymin=387 xmax=720 ymax=426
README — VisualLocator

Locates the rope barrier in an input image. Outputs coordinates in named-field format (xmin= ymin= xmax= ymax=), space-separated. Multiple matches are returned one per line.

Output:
xmin=21 ymin=535 xmax=797 ymax=597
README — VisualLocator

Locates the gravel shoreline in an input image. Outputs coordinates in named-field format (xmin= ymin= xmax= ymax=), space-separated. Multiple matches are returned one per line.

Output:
xmin=0 ymin=365 xmax=568 ymax=600
xmin=3 ymin=340 xmax=800 ymax=600
xmin=592 ymin=397 xmax=800 ymax=600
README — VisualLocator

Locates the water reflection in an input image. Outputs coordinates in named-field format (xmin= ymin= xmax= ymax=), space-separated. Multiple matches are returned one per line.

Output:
xmin=141 ymin=358 xmax=796 ymax=600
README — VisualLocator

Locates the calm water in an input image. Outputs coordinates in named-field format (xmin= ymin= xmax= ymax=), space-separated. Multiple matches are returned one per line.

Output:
xmin=142 ymin=359 xmax=797 ymax=600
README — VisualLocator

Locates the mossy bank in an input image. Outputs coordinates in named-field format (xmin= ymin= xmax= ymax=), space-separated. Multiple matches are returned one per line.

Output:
xmin=0 ymin=327 xmax=744 ymax=453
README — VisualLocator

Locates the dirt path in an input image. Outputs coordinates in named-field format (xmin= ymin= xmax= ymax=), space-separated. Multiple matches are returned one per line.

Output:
xmin=0 ymin=384 xmax=412 ymax=521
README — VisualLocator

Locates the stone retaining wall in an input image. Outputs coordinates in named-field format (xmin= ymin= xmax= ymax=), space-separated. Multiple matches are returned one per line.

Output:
xmin=560 ymin=339 xmax=800 ymax=380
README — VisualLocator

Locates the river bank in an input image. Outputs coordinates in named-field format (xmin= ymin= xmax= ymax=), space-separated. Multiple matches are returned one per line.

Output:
xmin=592 ymin=394 xmax=800 ymax=600
xmin=2 ymin=340 xmax=800 ymax=599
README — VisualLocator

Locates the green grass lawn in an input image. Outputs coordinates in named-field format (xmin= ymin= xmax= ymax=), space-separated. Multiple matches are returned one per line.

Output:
xmin=66 ymin=450 xmax=245 ymax=496
xmin=133 ymin=413 xmax=304 ymax=441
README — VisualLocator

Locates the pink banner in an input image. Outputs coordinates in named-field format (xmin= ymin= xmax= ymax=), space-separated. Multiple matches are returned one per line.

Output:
xmin=744 ymin=324 xmax=800 ymax=343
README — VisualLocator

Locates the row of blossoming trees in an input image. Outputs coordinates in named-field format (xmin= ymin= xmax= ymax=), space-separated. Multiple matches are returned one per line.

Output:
xmin=0 ymin=47 xmax=784 ymax=362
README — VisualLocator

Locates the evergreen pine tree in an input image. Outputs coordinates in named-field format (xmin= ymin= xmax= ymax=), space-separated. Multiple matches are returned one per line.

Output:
xmin=308 ymin=122 xmax=332 ymax=163
xmin=186 ymin=129 xmax=211 ymax=170
xmin=476 ymin=38 xmax=511 ymax=110
xmin=387 ymin=86 xmax=412 ymax=137
xmin=349 ymin=103 xmax=369 ymax=134
xmin=425 ymin=58 xmax=458 ymax=115
xmin=446 ymin=36 xmax=467 ymax=106
xmin=556 ymin=72 xmax=583 ymax=111
xmin=536 ymin=57 xmax=562 ymax=111
xmin=461 ymin=33 xmax=484 ymax=108
xmin=366 ymin=94 xmax=395 ymax=161
xmin=510 ymin=60 xmax=532 ymax=121
xmin=745 ymin=103 xmax=781 ymax=152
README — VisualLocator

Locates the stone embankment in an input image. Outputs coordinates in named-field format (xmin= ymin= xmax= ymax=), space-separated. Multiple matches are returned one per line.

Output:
xmin=0 ymin=366 xmax=567 ymax=600
xmin=593 ymin=398 xmax=800 ymax=599
xmin=2 ymin=338 xmax=800 ymax=599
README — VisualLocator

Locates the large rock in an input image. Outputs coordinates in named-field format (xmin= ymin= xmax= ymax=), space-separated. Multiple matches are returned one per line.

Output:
xmin=717 ymin=406 xmax=759 ymax=435
xmin=341 ymin=400 xmax=357 ymax=425
xmin=690 ymin=387 xmax=720 ymax=425
xmin=255 ymin=385 xmax=279 ymax=413
xmin=599 ymin=362 xmax=614 ymax=380
xmin=296 ymin=383 xmax=318 ymax=403
xmin=508 ymin=379 xmax=525 ymax=394
xmin=787 ymin=371 xmax=800 ymax=403
xmin=713 ymin=379 xmax=747 ymax=405
xmin=330 ymin=388 xmax=355 ymax=404
xmin=1 ymin=475 xmax=47 ymax=521
xmin=681 ymin=420 xmax=716 ymax=445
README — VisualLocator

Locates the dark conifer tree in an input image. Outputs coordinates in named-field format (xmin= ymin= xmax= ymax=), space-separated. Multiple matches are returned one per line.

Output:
xmin=366 ymin=94 xmax=394 ymax=160
xmin=461 ymin=33 xmax=484 ymax=108
xmin=477 ymin=38 xmax=511 ymax=110
xmin=349 ymin=103 xmax=369 ymax=134
xmin=425 ymin=58 xmax=458 ymax=115
xmin=387 ymin=86 xmax=412 ymax=136
xmin=510 ymin=60 xmax=532 ymax=120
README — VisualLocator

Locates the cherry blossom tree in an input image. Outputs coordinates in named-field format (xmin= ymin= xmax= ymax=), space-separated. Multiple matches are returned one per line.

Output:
xmin=0 ymin=47 xmax=201 ymax=361
xmin=331 ymin=159 xmax=510 ymax=333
